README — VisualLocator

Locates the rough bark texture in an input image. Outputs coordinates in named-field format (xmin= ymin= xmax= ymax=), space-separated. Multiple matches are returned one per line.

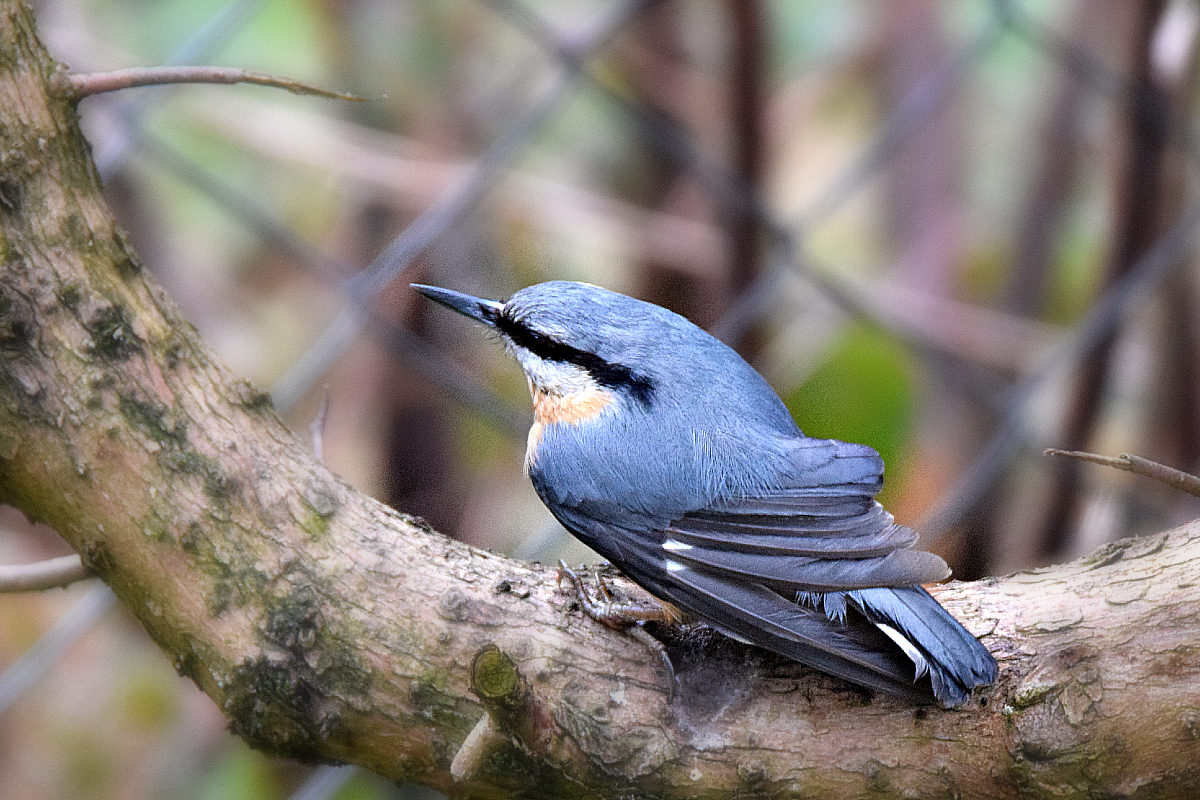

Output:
xmin=2 ymin=2 xmax=1200 ymax=797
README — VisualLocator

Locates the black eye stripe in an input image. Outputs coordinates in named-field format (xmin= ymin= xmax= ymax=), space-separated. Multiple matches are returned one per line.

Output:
xmin=494 ymin=310 xmax=656 ymax=406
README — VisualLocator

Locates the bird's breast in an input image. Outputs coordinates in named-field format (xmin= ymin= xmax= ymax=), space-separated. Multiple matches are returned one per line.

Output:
xmin=524 ymin=383 xmax=615 ymax=473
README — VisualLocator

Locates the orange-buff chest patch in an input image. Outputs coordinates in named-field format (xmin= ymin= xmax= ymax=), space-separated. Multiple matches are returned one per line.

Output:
xmin=531 ymin=385 xmax=615 ymax=425
xmin=525 ymin=385 xmax=614 ymax=471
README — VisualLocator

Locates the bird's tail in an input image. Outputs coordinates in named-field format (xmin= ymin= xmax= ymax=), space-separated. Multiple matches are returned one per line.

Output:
xmin=808 ymin=586 xmax=998 ymax=707
xmin=656 ymin=562 xmax=995 ymax=706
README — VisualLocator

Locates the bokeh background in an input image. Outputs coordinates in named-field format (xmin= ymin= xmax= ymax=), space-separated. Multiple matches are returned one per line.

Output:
xmin=4 ymin=0 xmax=1200 ymax=797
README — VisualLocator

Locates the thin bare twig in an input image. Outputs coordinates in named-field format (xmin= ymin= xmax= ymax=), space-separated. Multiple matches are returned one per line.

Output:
xmin=70 ymin=66 xmax=362 ymax=101
xmin=1045 ymin=448 xmax=1200 ymax=498
xmin=0 ymin=554 xmax=90 ymax=593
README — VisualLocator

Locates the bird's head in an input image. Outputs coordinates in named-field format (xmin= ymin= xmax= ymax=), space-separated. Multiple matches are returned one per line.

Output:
xmin=413 ymin=281 xmax=677 ymax=416
xmin=414 ymin=279 xmax=802 ymax=486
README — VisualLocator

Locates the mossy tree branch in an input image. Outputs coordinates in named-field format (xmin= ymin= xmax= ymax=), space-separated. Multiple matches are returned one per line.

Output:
xmin=2 ymin=2 xmax=1200 ymax=797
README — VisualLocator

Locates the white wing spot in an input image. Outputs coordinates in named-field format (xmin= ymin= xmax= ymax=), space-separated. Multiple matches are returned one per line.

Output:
xmin=662 ymin=539 xmax=693 ymax=552
xmin=875 ymin=622 xmax=930 ymax=679
xmin=665 ymin=560 xmax=686 ymax=573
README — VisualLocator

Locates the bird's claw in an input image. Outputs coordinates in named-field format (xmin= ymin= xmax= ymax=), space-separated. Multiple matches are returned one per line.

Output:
xmin=556 ymin=560 xmax=679 ymax=700
xmin=557 ymin=560 xmax=663 ymax=628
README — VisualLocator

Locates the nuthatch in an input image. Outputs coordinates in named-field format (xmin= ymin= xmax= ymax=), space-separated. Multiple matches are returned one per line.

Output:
xmin=413 ymin=280 xmax=997 ymax=706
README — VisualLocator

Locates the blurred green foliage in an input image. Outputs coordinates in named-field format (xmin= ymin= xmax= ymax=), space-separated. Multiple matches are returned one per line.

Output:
xmin=783 ymin=323 xmax=915 ymax=502
xmin=55 ymin=725 xmax=116 ymax=800
xmin=113 ymin=662 xmax=180 ymax=730
xmin=195 ymin=746 xmax=286 ymax=800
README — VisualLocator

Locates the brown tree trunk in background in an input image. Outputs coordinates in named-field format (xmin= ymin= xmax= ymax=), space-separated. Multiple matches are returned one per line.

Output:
xmin=879 ymin=0 xmax=963 ymax=295
xmin=1038 ymin=0 xmax=1172 ymax=561
xmin=614 ymin=1 xmax=736 ymax=334
xmin=874 ymin=0 xmax=991 ymax=578
xmin=1147 ymin=4 xmax=1200 ymax=485
xmin=1003 ymin=0 xmax=1094 ymax=319
xmin=991 ymin=1 xmax=1112 ymax=574
xmin=5 ymin=1 xmax=1200 ymax=797
xmin=723 ymin=0 xmax=765 ymax=358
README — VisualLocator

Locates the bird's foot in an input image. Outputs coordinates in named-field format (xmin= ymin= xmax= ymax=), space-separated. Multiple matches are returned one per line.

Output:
xmin=556 ymin=560 xmax=679 ymax=698
xmin=555 ymin=560 xmax=676 ymax=627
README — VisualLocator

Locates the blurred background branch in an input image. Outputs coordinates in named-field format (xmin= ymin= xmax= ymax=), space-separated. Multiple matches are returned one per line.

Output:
xmin=0 ymin=556 xmax=89 ymax=593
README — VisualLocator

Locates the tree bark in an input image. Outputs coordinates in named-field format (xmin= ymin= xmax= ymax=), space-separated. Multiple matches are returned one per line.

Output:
xmin=2 ymin=1 xmax=1200 ymax=797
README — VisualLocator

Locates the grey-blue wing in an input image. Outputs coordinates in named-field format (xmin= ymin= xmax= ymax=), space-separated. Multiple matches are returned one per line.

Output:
xmin=664 ymin=503 xmax=947 ymax=591
xmin=545 ymin=438 xmax=996 ymax=706
xmin=663 ymin=439 xmax=948 ymax=590
xmin=546 ymin=503 xmax=937 ymax=704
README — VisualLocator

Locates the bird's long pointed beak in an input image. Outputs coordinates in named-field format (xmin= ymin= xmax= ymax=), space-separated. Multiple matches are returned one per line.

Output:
xmin=410 ymin=284 xmax=504 ymax=327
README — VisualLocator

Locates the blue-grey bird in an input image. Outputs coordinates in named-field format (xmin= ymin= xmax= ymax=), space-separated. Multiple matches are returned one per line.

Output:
xmin=413 ymin=280 xmax=997 ymax=706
